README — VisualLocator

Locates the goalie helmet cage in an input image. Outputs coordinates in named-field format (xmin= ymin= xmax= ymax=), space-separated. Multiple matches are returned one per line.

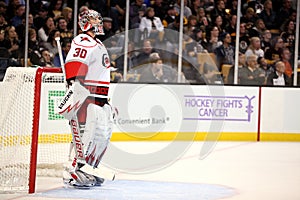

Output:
xmin=0 ymin=67 xmax=68 ymax=194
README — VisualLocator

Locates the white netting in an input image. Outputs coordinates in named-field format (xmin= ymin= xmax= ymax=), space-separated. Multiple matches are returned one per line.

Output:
xmin=36 ymin=72 xmax=70 ymax=177
xmin=0 ymin=68 xmax=36 ymax=191
xmin=0 ymin=67 xmax=70 ymax=192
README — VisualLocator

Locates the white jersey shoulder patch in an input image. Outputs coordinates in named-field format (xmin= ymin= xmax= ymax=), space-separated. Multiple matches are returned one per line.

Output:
xmin=73 ymin=34 xmax=97 ymax=48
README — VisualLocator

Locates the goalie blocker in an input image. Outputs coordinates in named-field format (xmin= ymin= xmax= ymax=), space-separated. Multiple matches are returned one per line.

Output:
xmin=58 ymin=82 xmax=90 ymax=120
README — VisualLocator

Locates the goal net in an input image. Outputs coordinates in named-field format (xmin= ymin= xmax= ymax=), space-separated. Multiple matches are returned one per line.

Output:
xmin=0 ymin=67 xmax=71 ymax=193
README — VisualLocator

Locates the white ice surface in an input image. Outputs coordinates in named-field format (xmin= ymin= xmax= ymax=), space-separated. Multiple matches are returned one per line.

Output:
xmin=1 ymin=142 xmax=300 ymax=200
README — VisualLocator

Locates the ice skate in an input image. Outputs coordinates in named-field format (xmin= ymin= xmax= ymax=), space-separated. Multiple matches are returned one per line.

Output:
xmin=63 ymin=165 xmax=97 ymax=189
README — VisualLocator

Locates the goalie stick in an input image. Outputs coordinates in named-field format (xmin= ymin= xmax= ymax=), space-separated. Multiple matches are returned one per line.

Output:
xmin=55 ymin=37 xmax=115 ymax=187
xmin=55 ymin=37 xmax=82 ymax=161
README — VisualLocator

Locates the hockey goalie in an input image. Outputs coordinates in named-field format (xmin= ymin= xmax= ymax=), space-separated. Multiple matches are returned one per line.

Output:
xmin=58 ymin=9 xmax=113 ymax=188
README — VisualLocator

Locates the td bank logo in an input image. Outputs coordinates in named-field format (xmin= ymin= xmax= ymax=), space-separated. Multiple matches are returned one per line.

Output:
xmin=48 ymin=90 xmax=65 ymax=120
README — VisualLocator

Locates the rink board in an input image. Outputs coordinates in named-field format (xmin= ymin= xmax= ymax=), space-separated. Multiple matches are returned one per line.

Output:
xmin=36 ymin=83 xmax=300 ymax=141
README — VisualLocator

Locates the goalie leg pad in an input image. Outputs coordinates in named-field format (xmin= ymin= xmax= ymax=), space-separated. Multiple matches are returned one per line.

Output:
xmin=82 ymin=103 xmax=113 ymax=168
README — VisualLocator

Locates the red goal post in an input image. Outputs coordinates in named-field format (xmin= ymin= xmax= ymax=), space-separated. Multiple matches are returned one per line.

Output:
xmin=0 ymin=67 xmax=71 ymax=193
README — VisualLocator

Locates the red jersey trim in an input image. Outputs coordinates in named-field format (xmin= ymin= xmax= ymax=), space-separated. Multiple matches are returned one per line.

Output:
xmin=73 ymin=38 xmax=97 ymax=48
xmin=85 ymin=85 xmax=109 ymax=96
xmin=84 ymin=80 xmax=110 ymax=85
xmin=65 ymin=61 xmax=88 ymax=80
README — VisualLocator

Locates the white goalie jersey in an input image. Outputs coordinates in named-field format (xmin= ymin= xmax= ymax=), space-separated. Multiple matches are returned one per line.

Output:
xmin=65 ymin=33 xmax=111 ymax=99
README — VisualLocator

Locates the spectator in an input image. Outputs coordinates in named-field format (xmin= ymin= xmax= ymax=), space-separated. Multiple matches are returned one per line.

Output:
xmin=165 ymin=15 xmax=181 ymax=52
xmin=214 ymin=32 xmax=235 ymax=71
xmin=203 ymin=0 xmax=214 ymax=13
xmin=279 ymin=10 xmax=296 ymax=32
xmin=240 ymin=7 xmax=257 ymax=29
xmin=129 ymin=0 xmax=146 ymax=29
xmin=110 ymin=0 xmax=126 ymax=31
xmin=280 ymin=47 xmax=293 ymax=79
xmin=78 ymin=5 xmax=89 ymax=13
xmin=115 ymin=41 xmax=139 ymax=73
xmin=0 ymin=2 xmax=7 ymax=18
xmin=40 ymin=48 xmax=54 ymax=67
xmin=61 ymin=7 xmax=73 ymax=31
xmin=102 ymin=17 xmax=114 ymax=38
xmin=41 ymin=29 xmax=61 ymax=57
xmin=206 ymin=26 xmax=222 ymax=53
xmin=6 ymin=0 xmax=22 ymax=21
xmin=2 ymin=25 xmax=21 ymax=66
xmin=129 ymin=0 xmax=146 ymax=43
xmin=196 ymin=7 xmax=209 ymax=28
xmin=228 ymin=0 xmax=238 ymax=16
xmin=265 ymin=36 xmax=284 ymax=65
xmin=56 ymin=17 xmax=73 ymax=40
xmin=248 ymin=18 xmax=266 ymax=39
xmin=33 ymin=4 xmax=49 ymax=31
xmin=139 ymin=7 xmax=164 ymax=43
xmin=190 ymin=0 xmax=201 ymax=16
xmin=10 ymin=4 xmax=25 ymax=27
xmin=37 ymin=16 xmax=55 ymax=43
xmin=266 ymin=61 xmax=291 ymax=86
xmin=225 ymin=15 xmax=237 ymax=37
xmin=247 ymin=0 xmax=263 ymax=17
xmin=237 ymin=22 xmax=251 ymax=54
xmin=186 ymin=26 xmax=208 ymax=55
xmin=139 ymin=52 xmax=177 ymax=83
xmin=135 ymin=39 xmax=158 ymax=70
xmin=198 ymin=63 xmax=223 ymax=84
xmin=227 ymin=53 xmax=246 ymax=84
xmin=152 ymin=0 xmax=167 ymax=21
xmin=184 ymin=15 xmax=198 ymax=38
xmin=53 ymin=38 xmax=71 ymax=67
xmin=30 ymin=48 xmax=54 ymax=67
xmin=257 ymin=56 xmax=273 ymax=84
xmin=15 ymin=13 xmax=36 ymax=44
xmin=20 ymin=28 xmax=40 ymax=63
xmin=213 ymin=15 xmax=226 ymax=34
xmin=245 ymin=37 xmax=264 ymax=58
xmin=0 ymin=13 xmax=8 ymax=31
xmin=277 ymin=0 xmax=295 ymax=28
xmin=27 ymin=13 xmax=36 ymax=31
xmin=210 ymin=0 xmax=226 ymax=24
xmin=259 ymin=0 xmax=278 ymax=30
xmin=162 ymin=4 xmax=176 ymax=28
xmin=261 ymin=29 xmax=272 ymax=51
xmin=280 ymin=19 xmax=295 ymax=52
xmin=185 ymin=26 xmax=208 ymax=72
xmin=174 ymin=0 xmax=192 ymax=18
xmin=239 ymin=54 xmax=265 ymax=85
xmin=98 ymin=17 xmax=119 ymax=48
xmin=49 ymin=0 xmax=63 ymax=20
xmin=0 ymin=28 xmax=5 ymax=47
xmin=27 ymin=27 xmax=39 ymax=51
xmin=0 ymin=28 xmax=9 ymax=79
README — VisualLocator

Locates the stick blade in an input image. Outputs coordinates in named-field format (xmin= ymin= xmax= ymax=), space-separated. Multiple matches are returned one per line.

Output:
xmin=81 ymin=164 xmax=116 ymax=181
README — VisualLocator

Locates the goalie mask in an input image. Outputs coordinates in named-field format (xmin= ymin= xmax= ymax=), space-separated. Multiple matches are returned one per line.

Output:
xmin=78 ymin=9 xmax=104 ymax=35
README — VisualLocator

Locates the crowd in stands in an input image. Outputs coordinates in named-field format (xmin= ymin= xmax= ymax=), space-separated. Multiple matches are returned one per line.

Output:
xmin=0 ymin=0 xmax=299 ymax=86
